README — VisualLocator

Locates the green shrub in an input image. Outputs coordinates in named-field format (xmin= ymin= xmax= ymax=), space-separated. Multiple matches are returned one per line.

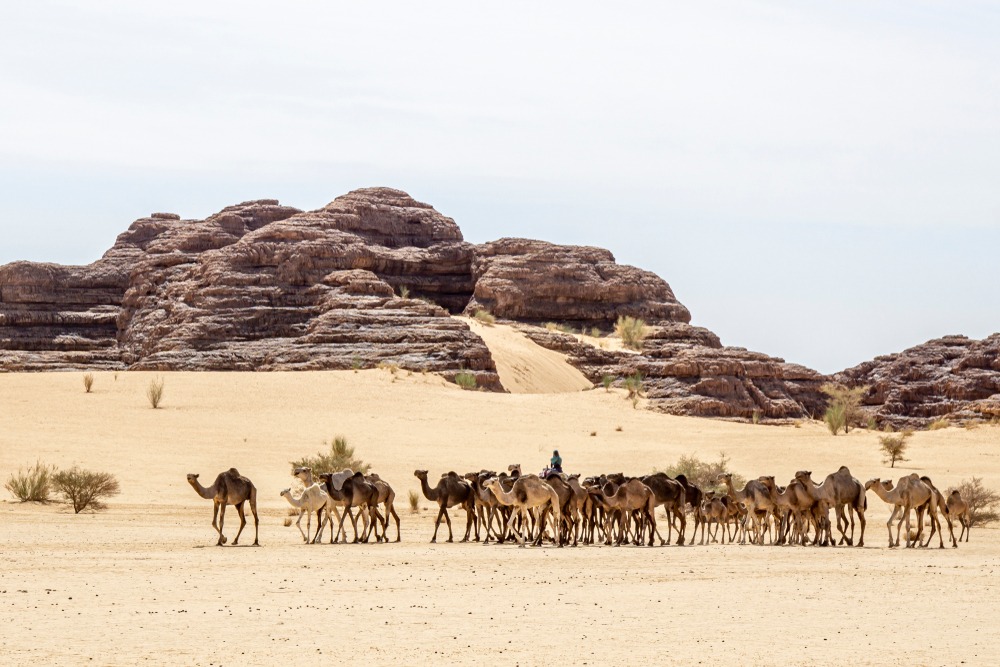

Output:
xmin=601 ymin=374 xmax=615 ymax=392
xmin=290 ymin=435 xmax=371 ymax=475
xmin=615 ymin=316 xmax=648 ymax=351
xmin=624 ymin=371 xmax=644 ymax=407
xmin=660 ymin=453 xmax=746 ymax=494
xmin=52 ymin=467 xmax=120 ymax=513
xmin=878 ymin=429 xmax=912 ymax=468
xmin=398 ymin=285 xmax=410 ymax=299
xmin=5 ymin=461 xmax=55 ymax=503
xmin=454 ymin=372 xmax=477 ymax=390
xmin=473 ymin=309 xmax=496 ymax=326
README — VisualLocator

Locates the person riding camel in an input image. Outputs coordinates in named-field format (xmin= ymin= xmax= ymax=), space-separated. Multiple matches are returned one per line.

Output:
xmin=550 ymin=450 xmax=562 ymax=473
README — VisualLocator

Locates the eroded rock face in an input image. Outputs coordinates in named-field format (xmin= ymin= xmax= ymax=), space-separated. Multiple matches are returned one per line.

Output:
xmin=835 ymin=335 xmax=1000 ymax=427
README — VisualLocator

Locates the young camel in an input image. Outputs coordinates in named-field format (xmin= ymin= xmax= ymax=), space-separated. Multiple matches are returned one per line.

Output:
xmin=186 ymin=469 xmax=259 ymax=546
xmin=280 ymin=484 xmax=332 ymax=544
xmin=948 ymin=490 xmax=972 ymax=543
xmin=414 ymin=470 xmax=475 ymax=543
xmin=699 ymin=492 xmax=731 ymax=545
xmin=485 ymin=476 xmax=562 ymax=547
xmin=465 ymin=471 xmax=505 ymax=543
xmin=718 ymin=473 xmax=774 ymax=545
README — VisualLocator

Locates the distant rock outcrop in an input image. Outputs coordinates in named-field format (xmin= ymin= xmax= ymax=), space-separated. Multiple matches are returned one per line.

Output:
xmin=836 ymin=334 xmax=1000 ymax=427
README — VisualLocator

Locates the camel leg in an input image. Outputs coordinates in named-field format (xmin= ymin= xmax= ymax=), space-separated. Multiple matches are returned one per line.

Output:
xmin=391 ymin=506 xmax=401 ymax=543
xmin=250 ymin=497 xmax=260 ymax=546
xmin=217 ymin=502 xmax=227 ymax=546
xmin=211 ymin=501 xmax=227 ymax=545
xmin=429 ymin=505 xmax=445 ymax=543
xmin=295 ymin=509 xmax=308 ymax=542
xmin=461 ymin=502 xmax=474 ymax=542
xmin=233 ymin=502 xmax=248 ymax=546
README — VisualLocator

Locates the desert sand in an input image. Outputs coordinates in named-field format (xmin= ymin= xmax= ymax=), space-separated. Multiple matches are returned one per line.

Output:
xmin=1 ymin=324 xmax=998 ymax=666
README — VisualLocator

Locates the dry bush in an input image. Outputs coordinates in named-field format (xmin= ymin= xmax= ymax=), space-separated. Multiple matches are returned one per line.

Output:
xmin=290 ymin=435 xmax=371 ymax=475
xmin=821 ymin=383 xmax=868 ymax=434
xmin=408 ymin=489 xmax=420 ymax=512
xmin=146 ymin=377 xmax=165 ymax=408
xmin=52 ymin=467 xmax=120 ymax=513
xmin=83 ymin=373 xmax=94 ymax=393
xmin=454 ymin=371 xmax=477 ymax=390
xmin=878 ymin=429 xmax=913 ymax=468
xmin=544 ymin=322 xmax=575 ymax=335
xmin=601 ymin=374 xmax=614 ymax=392
xmin=398 ymin=285 xmax=410 ymax=299
xmin=5 ymin=461 xmax=56 ymax=503
xmin=947 ymin=478 xmax=1000 ymax=527
xmin=751 ymin=409 xmax=762 ymax=425
xmin=624 ymin=371 xmax=644 ymax=408
xmin=377 ymin=361 xmax=399 ymax=375
xmin=660 ymin=453 xmax=745 ymax=494
xmin=472 ymin=309 xmax=496 ymax=326
xmin=283 ymin=517 xmax=293 ymax=527
xmin=615 ymin=316 xmax=648 ymax=351
xmin=589 ymin=327 xmax=602 ymax=338
xmin=928 ymin=417 xmax=950 ymax=431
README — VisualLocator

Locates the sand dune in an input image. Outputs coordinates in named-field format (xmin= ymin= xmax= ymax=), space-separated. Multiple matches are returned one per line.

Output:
xmin=1 ymin=369 xmax=998 ymax=665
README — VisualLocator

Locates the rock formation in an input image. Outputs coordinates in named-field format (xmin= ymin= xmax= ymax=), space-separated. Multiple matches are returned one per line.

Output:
xmin=835 ymin=334 xmax=1000 ymax=428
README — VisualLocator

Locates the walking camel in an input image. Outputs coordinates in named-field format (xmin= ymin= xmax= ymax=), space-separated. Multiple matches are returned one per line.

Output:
xmin=280 ymin=485 xmax=332 ymax=544
xmin=414 ymin=470 xmax=476 ymax=543
xmin=186 ymin=468 xmax=259 ymax=546
xmin=485 ymin=475 xmax=562 ymax=547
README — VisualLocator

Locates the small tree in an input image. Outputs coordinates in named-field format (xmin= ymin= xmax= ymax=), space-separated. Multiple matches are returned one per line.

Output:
xmin=147 ymin=377 xmax=165 ymax=408
xmin=290 ymin=435 xmax=371 ymax=475
xmin=615 ymin=316 xmax=648 ymax=351
xmin=821 ymin=383 xmax=868 ymax=434
xmin=878 ymin=429 xmax=912 ymax=468
xmin=948 ymin=477 xmax=1000 ymax=527
xmin=5 ymin=461 xmax=55 ymax=503
xmin=83 ymin=373 xmax=95 ymax=393
xmin=52 ymin=467 xmax=120 ymax=513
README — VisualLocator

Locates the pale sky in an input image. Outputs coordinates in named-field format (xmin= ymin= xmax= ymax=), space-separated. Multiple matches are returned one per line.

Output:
xmin=1 ymin=1 xmax=998 ymax=373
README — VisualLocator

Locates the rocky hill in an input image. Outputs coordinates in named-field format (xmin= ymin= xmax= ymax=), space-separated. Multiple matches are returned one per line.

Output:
xmin=1 ymin=187 xmax=995 ymax=426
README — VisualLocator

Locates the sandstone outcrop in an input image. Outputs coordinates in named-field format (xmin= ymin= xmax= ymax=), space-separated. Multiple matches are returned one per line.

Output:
xmin=835 ymin=334 xmax=1000 ymax=427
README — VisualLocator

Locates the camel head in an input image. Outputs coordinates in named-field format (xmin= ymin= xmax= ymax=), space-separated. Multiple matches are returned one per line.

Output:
xmin=793 ymin=470 xmax=813 ymax=484
xmin=758 ymin=475 xmax=775 ymax=488
xmin=717 ymin=472 xmax=732 ymax=484
xmin=463 ymin=472 xmax=478 ymax=483
xmin=414 ymin=470 xmax=428 ymax=480
xmin=280 ymin=488 xmax=291 ymax=497
xmin=864 ymin=478 xmax=880 ymax=491
xmin=186 ymin=473 xmax=199 ymax=483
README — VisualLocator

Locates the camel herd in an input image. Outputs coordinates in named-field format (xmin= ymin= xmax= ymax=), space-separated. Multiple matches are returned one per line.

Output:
xmin=185 ymin=464 xmax=974 ymax=550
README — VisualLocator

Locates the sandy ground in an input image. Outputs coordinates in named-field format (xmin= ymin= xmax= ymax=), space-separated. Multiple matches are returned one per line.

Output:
xmin=2 ymin=342 xmax=999 ymax=665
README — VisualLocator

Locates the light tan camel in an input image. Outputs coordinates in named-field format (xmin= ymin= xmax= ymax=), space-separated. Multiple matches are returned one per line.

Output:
xmin=758 ymin=476 xmax=817 ymax=545
xmin=947 ymin=490 xmax=971 ymax=543
xmin=865 ymin=476 xmax=940 ymax=548
xmin=793 ymin=468 xmax=866 ymax=547
xmin=918 ymin=476 xmax=956 ymax=548
xmin=414 ymin=470 xmax=475 ymax=543
xmin=698 ymin=492 xmax=731 ymax=545
xmin=718 ymin=473 xmax=774 ymax=544
xmin=186 ymin=469 xmax=259 ymax=546
xmin=294 ymin=467 xmax=355 ymax=543
xmin=485 ymin=476 xmax=562 ymax=547
xmin=280 ymin=484 xmax=333 ymax=544
xmin=465 ymin=471 xmax=505 ymax=543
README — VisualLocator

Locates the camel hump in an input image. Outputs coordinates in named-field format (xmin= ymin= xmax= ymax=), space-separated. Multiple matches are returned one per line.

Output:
xmin=227 ymin=467 xmax=240 ymax=477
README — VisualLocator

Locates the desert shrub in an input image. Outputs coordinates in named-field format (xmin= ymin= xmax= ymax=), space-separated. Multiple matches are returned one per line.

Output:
xmin=751 ymin=409 xmax=762 ymax=425
xmin=590 ymin=327 xmax=602 ymax=338
xmin=878 ymin=429 xmax=913 ymax=468
xmin=83 ymin=373 xmax=94 ymax=393
xmin=283 ymin=517 xmax=293 ymax=527
xmin=52 ymin=467 xmax=120 ymax=513
xmin=928 ymin=417 xmax=950 ymax=431
xmin=290 ymin=435 xmax=371 ymax=475
xmin=454 ymin=371 xmax=477 ymax=390
xmin=624 ymin=371 xmax=644 ymax=408
xmin=947 ymin=477 xmax=1000 ymax=527
xmin=408 ymin=489 xmax=420 ymax=512
xmin=5 ymin=461 xmax=56 ymax=503
xmin=544 ymin=322 xmax=575 ymax=335
xmin=601 ymin=374 xmax=614 ymax=392
xmin=660 ymin=452 xmax=745 ymax=494
xmin=473 ymin=309 xmax=496 ymax=326
xmin=398 ymin=285 xmax=410 ymax=299
xmin=377 ymin=361 xmax=399 ymax=374
xmin=820 ymin=383 xmax=868 ymax=434
xmin=615 ymin=316 xmax=648 ymax=351
xmin=146 ymin=377 xmax=165 ymax=409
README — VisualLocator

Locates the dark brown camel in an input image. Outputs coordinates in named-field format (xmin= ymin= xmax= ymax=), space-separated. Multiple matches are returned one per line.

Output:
xmin=186 ymin=468 xmax=259 ymax=546
xmin=414 ymin=470 xmax=475 ymax=543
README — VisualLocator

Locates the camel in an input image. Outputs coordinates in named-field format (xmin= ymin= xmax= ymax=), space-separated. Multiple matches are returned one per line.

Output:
xmin=565 ymin=474 xmax=592 ymax=546
xmin=485 ymin=475 xmax=562 ymax=547
xmin=865 ymin=476 xmax=941 ymax=548
xmin=718 ymin=473 xmax=774 ymax=545
xmin=793 ymin=468 xmax=867 ymax=547
xmin=757 ymin=476 xmax=817 ymax=545
xmin=673 ymin=474 xmax=703 ymax=544
xmin=917 ymin=476 xmax=956 ymax=548
xmin=364 ymin=473 xmax=401 ymax=543
xmin=414 ymin=470 xmax=475 ymax=543
xmin=698 ymin=492 xmax=732 ymax=545
xmin=599 ymin=479 xmax=657 ymax=546
xmin=294 ymin=467 xmax=360 ymax=543
xmin=640 ymin=473 xmax=687 ymax=545
xmin=280 ymin=484 xmax=333 ymax=544
xmin=948 ymin=490 xmax=971 ymax=543
xmin=186 ymin=469 xmax=259 ymax=546
xmin=333 ymin=472 xmax=382 ymax=543
xmin=542 ymin=472 xmax=576 ymax=546
xmin=465 ymin=471 xmax=506 ymax=543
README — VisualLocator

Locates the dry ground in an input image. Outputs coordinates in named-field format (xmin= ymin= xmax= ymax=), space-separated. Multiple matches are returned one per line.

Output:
xmin=2 ymin=354 xmax=999 ymax=665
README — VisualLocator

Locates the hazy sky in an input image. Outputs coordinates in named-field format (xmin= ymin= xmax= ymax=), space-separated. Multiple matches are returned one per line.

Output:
xmin=2 ymin=1 xmax=998 ymax=373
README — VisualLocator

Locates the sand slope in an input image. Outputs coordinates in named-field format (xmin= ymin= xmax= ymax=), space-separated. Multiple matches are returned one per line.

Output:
xmin=1 ymin=369 xmax=999 ymax=665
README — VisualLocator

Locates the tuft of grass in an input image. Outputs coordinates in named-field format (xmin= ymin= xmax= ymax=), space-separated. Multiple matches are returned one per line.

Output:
xmin=615 ymin=425 xmax=623 ymax=432
xmin=283 ymin=517 xmax=293 ymax=527
xmin=408 ymin=489 xmax=420 ymax=513
xmin=5 ymin=461 xmax=56 ymax=503
xmin=377 ymin=361 xmax=400 ymax=375
xmin=589 ymin=327 xmax=602 ymax=338
xmin=928 ymin=417 xmax=950 ymax=431
xmin=146 ymin=377 xmax=165 ymax=409
xmin=614 ymin=316 xmax=648 ymax=351
xmin=878 ymin=429 xmax=913 ymax=468
xmin=290 ymin=435 xmax=371 ymax=475
xmin=751 ymin=409 xmax=762 ymax=425
xmin=454 ymin=371 xmax=477 ymax=390
xmin=947 ymin=477 xmax=1000 ymax=527
xmin=351 ymin=356 xmax=363 ymax=371
xmin=544 ymin=322 xmax=575 ymax=335
xmin=52 ymin=467 xmax=120 ymax=514
xmin=601 ymin=374 xmax=615 ymax=392
xmin=659 ymin=452 xmax=745 ymax=494
xmin=398 ymin=285 xmax=410 ymax=299
xmin=624 ymin=371 xmax=644 ymax=408
xmin=472 ymin=309 xmax=496 ymax=326
xmin=83 ymin=373 xmax=94 ymax=393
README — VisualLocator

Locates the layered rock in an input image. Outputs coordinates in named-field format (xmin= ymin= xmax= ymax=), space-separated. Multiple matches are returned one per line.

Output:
xmin=836 ymin=335 xmax=1000 ymax=427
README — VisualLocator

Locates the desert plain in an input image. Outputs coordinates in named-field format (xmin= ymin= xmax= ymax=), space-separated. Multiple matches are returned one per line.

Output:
xmin=1 ymin=323 xmax=998 ymax=666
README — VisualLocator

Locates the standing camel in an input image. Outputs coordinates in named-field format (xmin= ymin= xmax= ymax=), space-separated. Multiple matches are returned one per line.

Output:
xmin=948 ymin=490 xmax=971 ymax=543
xmin=186 ymin=469 xmax=259 ymax=546
xmin=414 ymin=470 xmax=476 ymax=543
xmin=364 ymin=473 xmax=401 ymax=543
xmin=280 ymin=485 xmax=332 ymax=544
xmin=485 ymin=476 xmax=562 ymax=547
xmin=718 ymin=473 xmax=773 ymax=545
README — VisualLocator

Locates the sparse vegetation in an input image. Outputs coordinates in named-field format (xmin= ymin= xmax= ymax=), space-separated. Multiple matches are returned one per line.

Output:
xmin=146 ymin=377 xmax=165 ymax=409
xmin=660 ymin=452 xmax=745 ymax=494
xmin=615 ymin=316 xmax=648 ymax=351
xmin=878 ymin=429 xmax=913 ymax=468
xmin=283 ymin=517 xmax=293 ymax=527
xmin=601 ymin=374 xmax=614 ymax=392
xmin=472 ymin=309 xmax=496 ymax=326
xmin=751 ymin=409 xmax=762 ymax=425
xmin=398 ymin=285 xmax=410 ymax=299
xmin=351 ymin=357 xmax=363 ymax=371
xmin=928 ymin=417 xmax=950 ymax=431
xmin=83 ymin=373 xmax=94 ymax=393
xmin=408 ymin=489 xmax=420 ymax=512
xmin=454 ymin=371 xmax=477 ymax=390
xmin=5 ymin=461 xmax=56 ymax=503
xmin=624 ymin=371 xmax=644 ymax=408
xmin=590 ymin=327 xmax=602 ymax=338
xmin=52 ymin=467 xmax=120 ymax=514
xmin=290 ymin=435 xmax=371 ymax=475
xmin=820 ymin=383 xmax=868 ymax=434
xmin=377 ymin=361 xmax=400 ymax=375
xmin=545 ymin=322 xmax=575 ymax=335
xmin=948 ymin=477 xmax=1000 ymax=527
